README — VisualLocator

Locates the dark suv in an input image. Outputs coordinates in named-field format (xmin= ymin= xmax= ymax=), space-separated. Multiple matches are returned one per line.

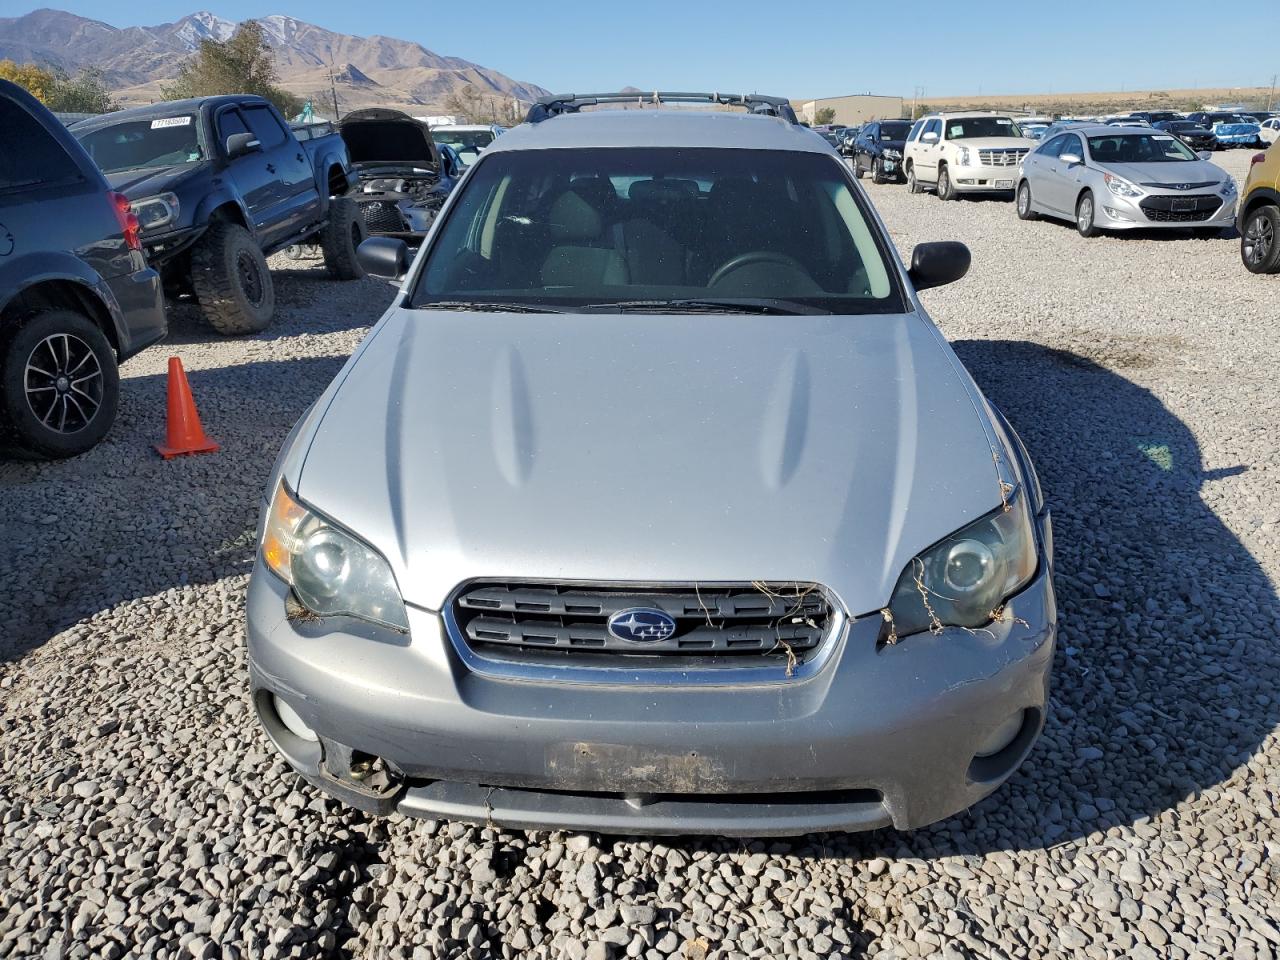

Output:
xmin=0 ymin=80 xmax=165 ymax=457
xmin=850 ymin=119 xmax=914 ymax=184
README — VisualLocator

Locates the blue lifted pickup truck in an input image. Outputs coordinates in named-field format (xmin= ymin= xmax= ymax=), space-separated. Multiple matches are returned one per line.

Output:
xmin=71 ymin=95 xmax=365 ymax=335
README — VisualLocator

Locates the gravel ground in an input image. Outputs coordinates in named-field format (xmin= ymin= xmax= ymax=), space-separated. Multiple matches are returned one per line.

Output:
xmin=2 ymin=148 xmax=1278 ymax=960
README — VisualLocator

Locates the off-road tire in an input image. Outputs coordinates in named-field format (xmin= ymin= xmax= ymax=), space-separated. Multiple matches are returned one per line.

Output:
xmin=1076 ymin=190 xmax=1101 ymax=238
xmin=320 ymin=197 xmax=366 ymax=281
xmin=1241 ymin=203 xmax=1280 ymax=274
xmin=191 ymin=220 xmax=274 ymax=335
xmin=907 ymin=164 xmax=922 ymax=194
xmin=1016 ymin=180 xmax=1038 ymax=220
xmin=871 ymin=158 xmax=886 ymax=185
xmin=937 ymin=164 xmax=956 ymax=201
xmin=0 ymin=309 xmax=119 ymax=458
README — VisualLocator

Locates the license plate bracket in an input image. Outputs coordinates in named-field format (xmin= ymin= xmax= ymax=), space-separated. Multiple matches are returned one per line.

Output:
xmin=994 ymin=179 xmax=1013 ymax=189
xmin=1170 ymin=198 xmax=1197 ymax=212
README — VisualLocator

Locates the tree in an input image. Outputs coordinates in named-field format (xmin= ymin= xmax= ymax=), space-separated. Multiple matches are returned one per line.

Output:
xmin=0 ymin=60 xmax=56 ymax=103
xmin=46 ymin=68 xmax=117 ymax=113
xmin=442 ymin=84 xmax=517 ymax=124
xmin=163 ymin=21 xmax=301 ymax=117
xmin=814 ymin=106 xmax=837 ymax=125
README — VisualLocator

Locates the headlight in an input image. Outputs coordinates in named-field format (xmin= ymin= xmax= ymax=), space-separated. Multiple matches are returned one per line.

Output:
xmin=1220 ymin=179 xmax=1237 ymax=197
xmin=884 ymin=148 xmax=902 ymax=159
xmin=883 ymin=491 xmax=1037 ymax=640
xmin=957 ymin=146 xmax=972 ymax=166
xmin=130 ymin=192 xmax=180 ymax=231
xmin=1103 ymin=173 xmax=1143 ymax=198
xmin=262 ymin=483 xmax=409 ymax=631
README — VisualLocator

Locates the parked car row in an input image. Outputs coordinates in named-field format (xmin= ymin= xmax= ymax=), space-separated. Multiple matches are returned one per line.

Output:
xmin=0 ymin=77 xmax=477 ymax=458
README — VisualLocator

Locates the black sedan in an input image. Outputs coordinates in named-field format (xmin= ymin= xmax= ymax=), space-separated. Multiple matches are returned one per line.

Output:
xmin=850 ymin=119 xmax=914 ymax=184
xmin=1153 ymin=120 xmax=1217 ymax=153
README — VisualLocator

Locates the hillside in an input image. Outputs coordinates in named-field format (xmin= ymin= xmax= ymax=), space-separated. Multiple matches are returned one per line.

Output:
xmin=918 ymin=85 xmax=1275 ymax=117
xmin=0 ymin=8 xmax=549 ymax=114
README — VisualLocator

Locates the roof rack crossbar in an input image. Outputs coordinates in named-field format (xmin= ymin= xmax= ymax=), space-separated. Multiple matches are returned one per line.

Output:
xmin=526 ymin=91 xmax=798 ymax=124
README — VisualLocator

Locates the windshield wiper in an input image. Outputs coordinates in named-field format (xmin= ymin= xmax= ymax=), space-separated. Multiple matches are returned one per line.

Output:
xmin=417 ymin=300 xmax=567 ymax=313
xmin=582 ymin=298 xmax=830 ymax=315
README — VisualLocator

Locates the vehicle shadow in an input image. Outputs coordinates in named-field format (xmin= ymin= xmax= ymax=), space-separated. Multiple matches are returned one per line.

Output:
xmin=658 ymin=339 xmax=1279 ymax=860
xmin=0 ymin=354 xmax=347 ymax=664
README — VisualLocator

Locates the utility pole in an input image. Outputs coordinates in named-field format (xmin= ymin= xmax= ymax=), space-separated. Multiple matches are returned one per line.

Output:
xmin=912 ymin=85 xmax=924 ymax=119
xmin=326 ymin=65 xmax=341 ymax=121
xmin=1268 ymin=74 xmax=1277 ymax=111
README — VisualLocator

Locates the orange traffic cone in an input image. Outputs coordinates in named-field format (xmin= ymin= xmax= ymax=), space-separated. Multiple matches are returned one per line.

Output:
xmin=155 ymin=357 xmax=219 ymax=459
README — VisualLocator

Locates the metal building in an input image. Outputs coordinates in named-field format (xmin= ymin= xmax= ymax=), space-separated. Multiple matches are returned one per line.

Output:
xmin=795 ymin=94 xmax=906 ymax=125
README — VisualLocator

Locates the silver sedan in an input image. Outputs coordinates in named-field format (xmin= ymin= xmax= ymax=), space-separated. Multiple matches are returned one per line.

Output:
xmin=1015 ymin=125 xmax=1238 ymax=237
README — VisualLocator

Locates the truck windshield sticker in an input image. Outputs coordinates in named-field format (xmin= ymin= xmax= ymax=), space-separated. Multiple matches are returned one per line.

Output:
xmin=150 ymin=117 xmax=192 ymax=129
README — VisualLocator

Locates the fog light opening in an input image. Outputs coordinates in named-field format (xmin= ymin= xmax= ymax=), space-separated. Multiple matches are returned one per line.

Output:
xmin=1102 ymin=206 xmax=1133 ymax=222
xmin=273 ymin=694 xmax=319 ymax=743
xmin=975 ymin=710 xmax=1025 ymax=758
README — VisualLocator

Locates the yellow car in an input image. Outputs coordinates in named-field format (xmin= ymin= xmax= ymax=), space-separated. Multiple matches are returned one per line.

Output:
xmin=1240 ymin=141 xmax=1280 ymax=273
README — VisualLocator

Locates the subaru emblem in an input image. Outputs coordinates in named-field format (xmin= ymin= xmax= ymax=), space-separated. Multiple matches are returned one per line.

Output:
xmin=607 ymin=608 xmax=677 ymax=642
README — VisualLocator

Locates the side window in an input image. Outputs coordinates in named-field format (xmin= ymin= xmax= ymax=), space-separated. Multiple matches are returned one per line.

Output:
xmin=0 ymin=96 xmax=83 ymax=192
xmin=923 ymin=119 xmax=941 ymax=139
xmin=215 ymin=108 xmax=250 ymax=151
xmin=243 ymin=106 xmax=286 ymax=149
xmin=907 ymin=120 xmax=924 ymax=142
xmin=1063 ymin=135 xmax=1084 ymax=158
xmin=1038 ymin=134 xmax=1067 ymax=158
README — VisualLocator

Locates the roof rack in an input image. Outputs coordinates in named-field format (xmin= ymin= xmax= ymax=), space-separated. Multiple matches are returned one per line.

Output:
xmin=526 ymin=92 xmax=799 ymax=124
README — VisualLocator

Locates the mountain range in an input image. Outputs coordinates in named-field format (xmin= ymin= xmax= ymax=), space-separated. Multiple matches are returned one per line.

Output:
xmin=0 ymin=8 xmax=549 ymax=114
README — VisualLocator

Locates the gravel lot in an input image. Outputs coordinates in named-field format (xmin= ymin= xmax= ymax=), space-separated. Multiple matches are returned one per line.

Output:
xmin=2 ymin=148 xmax=1277 ymax=960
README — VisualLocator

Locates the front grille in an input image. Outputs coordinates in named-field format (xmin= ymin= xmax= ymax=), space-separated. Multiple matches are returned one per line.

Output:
xmin=1138 ymin=180 xmax=1216 ymax=190
xmin=978 ymin=148 xmax=1028 ymax=166
xmin=1139 ymin=194 xmax=1221 ymax=222
xmin=357 ymin=199 xmax=406 ymax=233
xmin=451 ymin=581 xmax=835 ymax=663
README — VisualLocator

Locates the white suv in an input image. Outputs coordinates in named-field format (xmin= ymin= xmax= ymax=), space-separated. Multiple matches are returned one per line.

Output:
xmin=904 ymin=112 xmax=1035 ymax=199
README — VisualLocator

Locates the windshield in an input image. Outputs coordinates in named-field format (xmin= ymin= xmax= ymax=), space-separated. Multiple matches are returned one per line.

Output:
xmin=880 ymin=122 xmax=912 ymax=140
xmin=945 ymin=116 xmax=1022 ymax=139
xmin=1086 ymin=133 xmax=1197 ymax=163
xmin=432 ymin=128 xmax=495 ymax=165
xmin=413 ymin=147 xmax=901 ymax=314
xmin=75 ymin=116 xmax=203 ymax=174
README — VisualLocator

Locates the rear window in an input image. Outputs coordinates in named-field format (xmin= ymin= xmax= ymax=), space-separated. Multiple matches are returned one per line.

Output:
xmin=413 ymin=147 xmax=903 ymax=315
xmin=0 ymin=96 xmax=83 ymax=192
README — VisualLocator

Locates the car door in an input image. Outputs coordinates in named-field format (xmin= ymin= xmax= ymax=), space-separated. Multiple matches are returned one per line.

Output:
xmin=1044 ymin=134 xmax=1087 ymax=214
xmin=917 ymin=119 xmax=942 ymax=180
xmin=853 ymin=124 xmax=872 ymax=171
xmin=214 ymin=106 xmax=275 ymax=235
xmin=1026 ymin=134 xmax=1068 ymax=213
xmin=241 ymin=103 xmax=319 ymax=246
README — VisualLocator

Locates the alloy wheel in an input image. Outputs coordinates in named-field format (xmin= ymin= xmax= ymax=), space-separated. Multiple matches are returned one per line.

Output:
xmin=1243 ymin=212 xmax=1274 ymax=266
xmin=1078 ymin=197 xmax=1094 ymax=232
xmin=23 ymin=333 xmax=103 ymax=434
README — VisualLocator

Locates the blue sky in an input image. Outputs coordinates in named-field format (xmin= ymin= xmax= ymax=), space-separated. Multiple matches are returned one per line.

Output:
xmin=11 ymin=1 xmax=1275 ymax=99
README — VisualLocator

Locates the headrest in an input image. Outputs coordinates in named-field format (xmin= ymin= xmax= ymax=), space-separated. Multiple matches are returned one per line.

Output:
xmin=567 ymin=176 xmax=617 ymax=210
xmin=548 ymin=189 xmax=603 ymax=242
xmin=628 ymin=178 xmax=699 ymax=203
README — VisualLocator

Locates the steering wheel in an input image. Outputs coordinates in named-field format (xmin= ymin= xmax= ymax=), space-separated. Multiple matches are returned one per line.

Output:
xmin=707 ymin=251 xmax=811 ymax=288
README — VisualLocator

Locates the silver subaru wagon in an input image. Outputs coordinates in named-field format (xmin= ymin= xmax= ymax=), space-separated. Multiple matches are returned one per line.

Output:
xmin=247 ymin=92 xmax=1056 ymax=837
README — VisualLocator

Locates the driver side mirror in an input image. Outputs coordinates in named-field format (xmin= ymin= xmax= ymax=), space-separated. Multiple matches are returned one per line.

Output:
xmin=358 ymin=237 xmax=410 ymax=280
xmin=908 ymin=241 xmax=970 ymax=292
xmin=225 ymin=132 xmax=261 ymax=159
xmin=1059 ymin=152 xmax=1083 ymax=166
xmin=921 ymin=131 xmax=939 ymax=143
xmin=1196 ymin=150 xmax=1212 ymax=161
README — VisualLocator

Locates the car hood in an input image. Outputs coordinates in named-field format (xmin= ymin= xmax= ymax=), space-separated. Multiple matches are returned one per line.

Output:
xmin=104 ymin=164 xmax=205 ymax=199
xmin=879 ymin=139 xmax=907 ymax=152
xmin=339 ymin=108 xmax=440 ymax=168
xmin=296 ymin=309 xmax=1007 ymax=615
xmin=1098 ymin=160 xmax=1226 ymax=186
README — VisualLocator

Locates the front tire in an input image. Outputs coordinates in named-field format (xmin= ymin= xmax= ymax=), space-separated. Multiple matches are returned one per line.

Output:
xmin=1241 ymin=204 xmax=1280 ymax=273
xmin=871 ymin=157 xmax=886 ymax=185
xmin=906 ymin=164 xmax=922 ymax=194
xmin=320 ymin=197 xmax=366 ymax=280
xmin=0 ymin=309 xmax=119 ymax=458
xmin=1076 ymin=191 xmax=1100 ymax=237
xmin=191 ymin=220 xmax=275 ymax=335
xmin=937 ymin=164 xmax=956 ymax=201
xmin=1016 ymin=180 xmax=1038 ymax=220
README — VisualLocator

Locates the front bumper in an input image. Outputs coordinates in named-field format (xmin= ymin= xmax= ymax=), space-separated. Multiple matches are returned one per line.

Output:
xmin=246 ymin=531 xmax=1057 ymax=836
xmin=1098 ymin=191 xmax=1236 ymax=230
xmin=950 ymin=162 xmax=1022 ymax=192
